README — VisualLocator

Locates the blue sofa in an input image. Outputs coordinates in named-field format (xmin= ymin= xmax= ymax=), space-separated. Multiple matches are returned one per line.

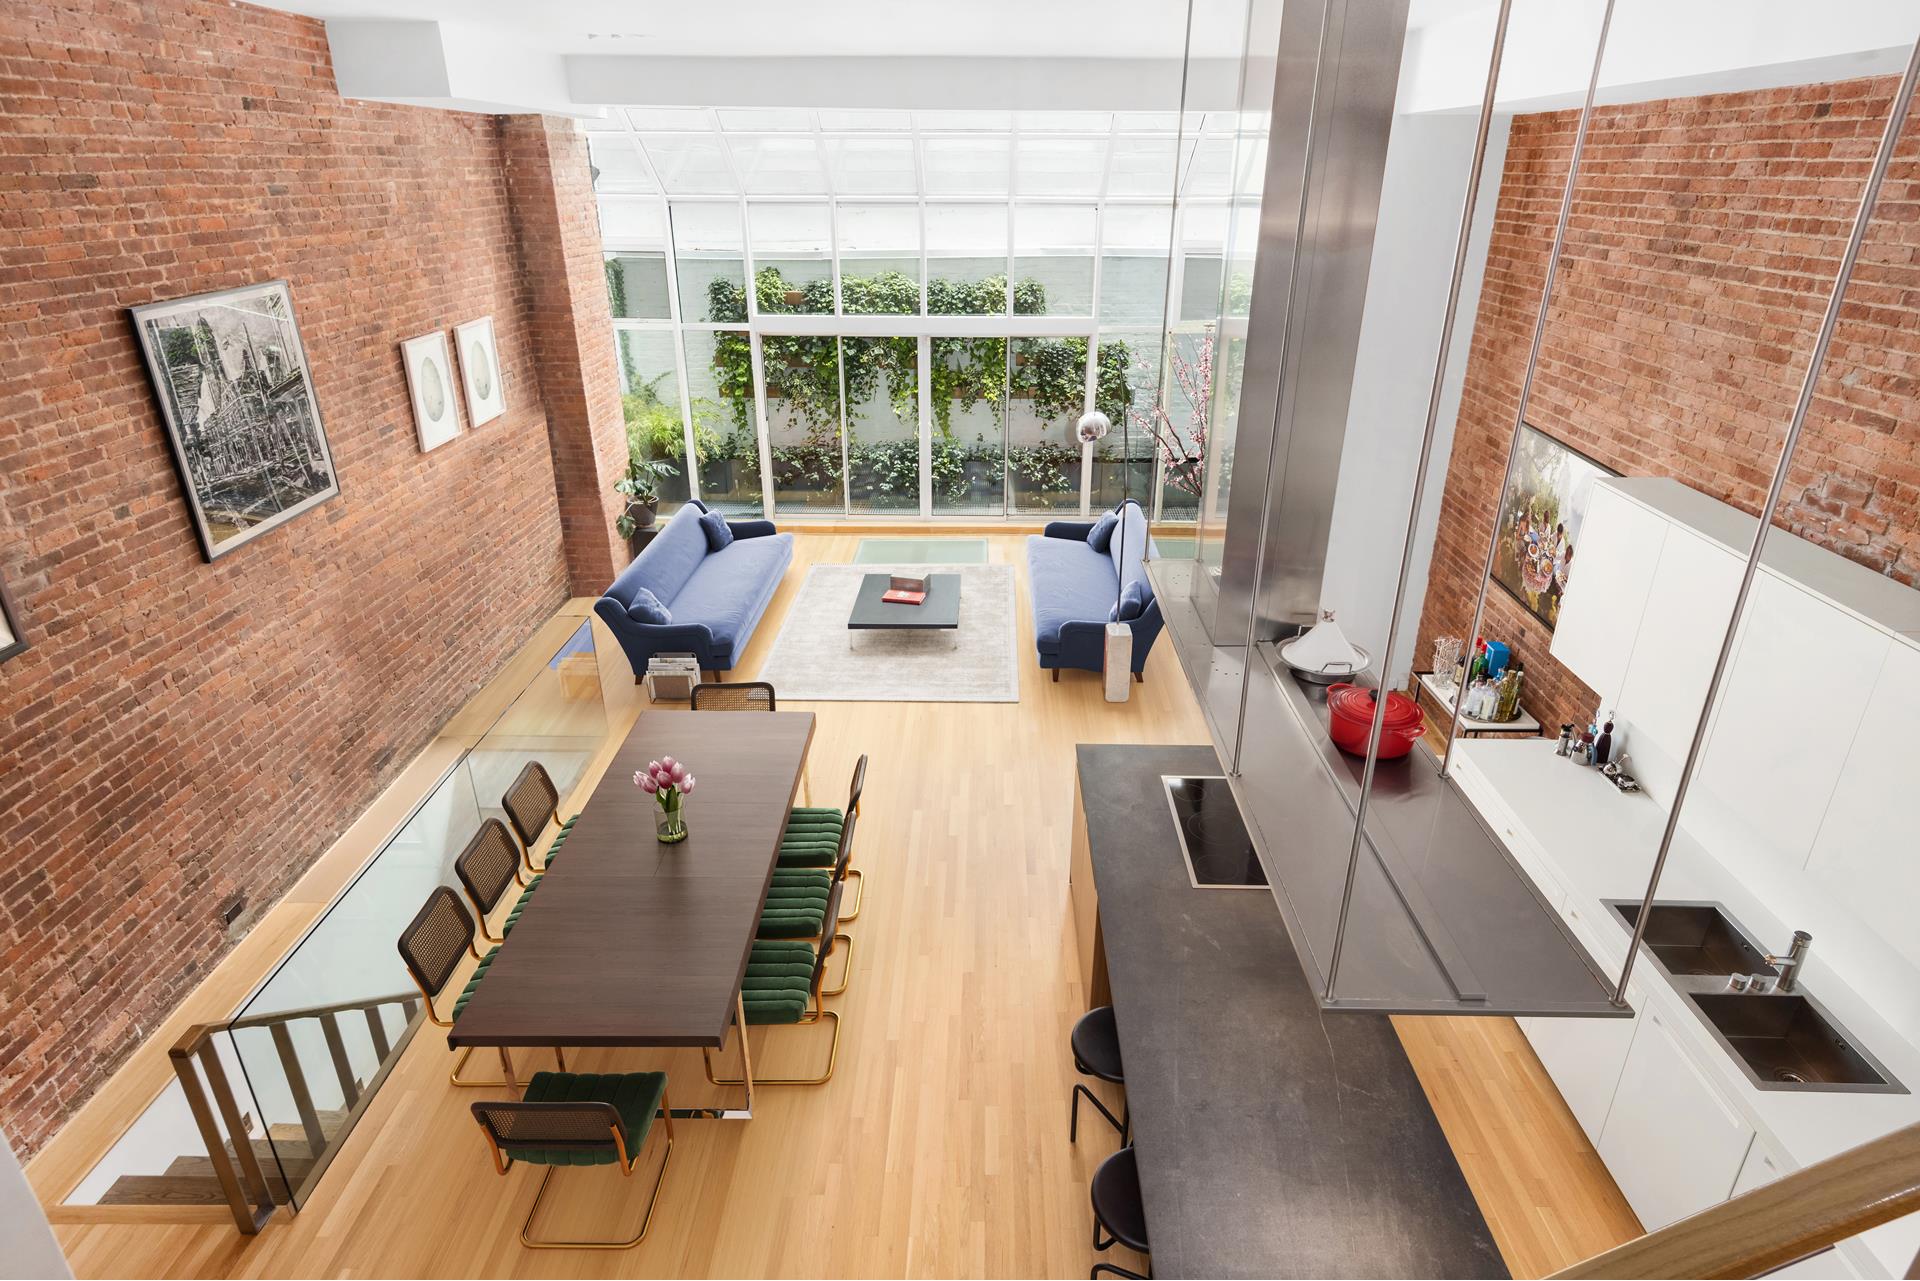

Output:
xmin=594 ymin=500 xmax=794 ymax=681
xmin=1024 ymin=499 xmax=1164 ymax=682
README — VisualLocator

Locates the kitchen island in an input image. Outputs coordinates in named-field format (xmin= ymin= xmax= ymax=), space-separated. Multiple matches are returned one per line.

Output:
xmin=1070 ymin=743 xmax=1506 ymax=1279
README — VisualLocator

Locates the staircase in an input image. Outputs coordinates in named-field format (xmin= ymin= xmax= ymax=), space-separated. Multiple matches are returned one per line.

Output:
xmin=158 ymin=990 xmax=420 ymax=1227
xmin=96 ymin=1114 xmax=341 ymax=1207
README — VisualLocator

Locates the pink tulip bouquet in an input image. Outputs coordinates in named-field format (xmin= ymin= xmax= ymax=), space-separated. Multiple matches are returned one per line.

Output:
xmin=635 ymin=756 xmax=695 ymax=844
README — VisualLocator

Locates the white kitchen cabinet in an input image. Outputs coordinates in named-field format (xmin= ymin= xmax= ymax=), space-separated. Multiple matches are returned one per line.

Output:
xmin=1806 ymin=641 xmax=1920 ymax=988
xmin=1613 ymin=524 xmax=1745 ymax=800
xmin=1551 ymin=483 xmax=1669 ymax=701
xmin=1732 ymin=1137 xmax=1791 ymax=1197
xmin=1758 ymin=1249 xmax=1858 ymax=1279
xmin=1521 ymin=1002 xmax=1638 ymax=1144
xmin=1598 ymin=1007 xmax=1755 ymax=1230
xmin=1691 ymin=573 xmax=1893 ymax=879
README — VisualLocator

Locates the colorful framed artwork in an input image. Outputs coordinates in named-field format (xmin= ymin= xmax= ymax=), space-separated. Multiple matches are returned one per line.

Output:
xmin=1490 ymin=424 xmax=1617 ymax=632
xmin=0 ymin=569 xmax=26 ymax=665
xmin=130 ymin=280 xmax=340 ymax=562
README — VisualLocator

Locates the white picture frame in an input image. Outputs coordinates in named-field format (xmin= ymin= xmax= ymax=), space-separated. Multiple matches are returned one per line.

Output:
xmin=453 ymin=316 xmax=505 ymax=427
xmin=401 ymin=331 xmax=460 ymax=453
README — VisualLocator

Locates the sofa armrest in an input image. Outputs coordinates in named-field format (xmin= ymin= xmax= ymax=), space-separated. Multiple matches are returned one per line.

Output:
xmin=727 ymin=518 xmax=779 ymax=540
xmin=1042 ymin=519 xmax=1095 ymax=541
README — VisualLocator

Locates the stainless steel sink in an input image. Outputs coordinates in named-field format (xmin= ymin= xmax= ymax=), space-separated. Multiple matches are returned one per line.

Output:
xmin=1604 ymin=899 xmax=1905 ymax=1095
xmin=1688 ymin=992 xmax=1901 ymax=1093
xmin=1611 ymin=901 xmax=1776 ymax=977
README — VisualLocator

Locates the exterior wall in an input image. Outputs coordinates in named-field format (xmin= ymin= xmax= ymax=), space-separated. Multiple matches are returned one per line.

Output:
xmin=0 ymin=0 xmax=586 ymax=1154
xmin=1416 ymin=74 xmax=1920 ymax=737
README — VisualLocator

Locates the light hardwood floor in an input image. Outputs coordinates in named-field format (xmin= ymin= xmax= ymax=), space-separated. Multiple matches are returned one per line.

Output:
xmin=32 ymin=529 xmax=1638 ymax=1278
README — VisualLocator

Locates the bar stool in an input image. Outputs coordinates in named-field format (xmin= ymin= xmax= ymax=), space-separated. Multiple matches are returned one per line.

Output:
xmin=1070 ymin=1006 xmax=1127 ymax=1143
xmin=1089 ymin=1146 xmax=1150 ymax=1279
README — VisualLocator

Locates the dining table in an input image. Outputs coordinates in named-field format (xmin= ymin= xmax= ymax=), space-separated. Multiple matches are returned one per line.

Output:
xmin=448 ymin=708 xmax=817 ymax=1118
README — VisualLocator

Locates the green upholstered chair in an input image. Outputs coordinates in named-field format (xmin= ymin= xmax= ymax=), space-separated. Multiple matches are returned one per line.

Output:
xmin=502 ymin=760 xmax=578 ymax=874
xmin=781 ymin=754 xmax=866 ymax=920
xmin=398 ymin=886 xmax=562 ymax=1088
xmin=454 ymin=818 xmax=538 ymax=944
xmin=756 ymin=867 xmax=833 ymax=940
xmin=469 ymin=1071 xmax=674 ymax=1250
xmin=705 ymin=917 xmax=850 ymax=1089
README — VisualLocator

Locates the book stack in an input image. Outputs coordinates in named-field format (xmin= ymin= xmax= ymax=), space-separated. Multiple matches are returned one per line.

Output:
xmin=644 ymin=652 xmax=702 ymax=702
xmin=882 ymin=573 xmax=928 ymax=606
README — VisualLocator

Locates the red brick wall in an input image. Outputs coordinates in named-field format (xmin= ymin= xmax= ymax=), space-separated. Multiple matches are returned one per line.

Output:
xmin=0 ymin=1 xmax=578 ymax=1155
xmin=504 ymin=116 xmax=631 ymax=590
xmin=1417 ymin=75 xmax=1920 ymax=738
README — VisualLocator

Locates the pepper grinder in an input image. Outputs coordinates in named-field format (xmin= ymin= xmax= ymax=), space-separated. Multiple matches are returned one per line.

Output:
xmin=1556 ymin=723 xmax=1574 ymax=757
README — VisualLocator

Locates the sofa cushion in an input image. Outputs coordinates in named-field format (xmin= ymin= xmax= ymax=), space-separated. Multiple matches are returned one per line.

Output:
xmin=1107 ymin=501 xmax=1153 ymax=600
xmin=1026 ymin=534 xmax=1120 ymax=655
xmin=1086 ymin=510 xmax=1119 ymax=553
xmin=666 ymin=533 xmax=791 ymax=652
xmin=1109 ymin=577 xmax=1148 ymax=623
xmin=605 ymin=503 xmax=710 ymax=610
xmin=625 ymin=586 xmax=671 ymax=626
xmin=698 ymin=509 xmax=734 ymax=552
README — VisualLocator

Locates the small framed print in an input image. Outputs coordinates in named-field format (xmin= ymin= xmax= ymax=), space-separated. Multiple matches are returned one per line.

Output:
xmin=401 ymin=331 xmax=461 ymax=453
xmin=0 ymin=569 xmax=27 ymax=665
xmin=454 ymin=316 xmax=505 ymax=427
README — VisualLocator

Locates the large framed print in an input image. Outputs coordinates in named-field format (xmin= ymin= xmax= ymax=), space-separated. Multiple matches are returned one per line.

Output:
xmin=131 ymin=281 xmax=340 ymax=562
xmin=1490 ymin=424 xmax=1617 ymax=632
xmin=0 ymin=570 xmax=26 ymax=665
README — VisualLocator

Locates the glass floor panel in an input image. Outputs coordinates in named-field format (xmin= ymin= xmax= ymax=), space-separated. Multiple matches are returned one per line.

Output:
xmin=853 ymin=537 xmax=990 ymax=564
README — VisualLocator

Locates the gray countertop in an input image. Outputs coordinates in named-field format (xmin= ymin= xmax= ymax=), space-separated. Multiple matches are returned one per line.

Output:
xmin=1078 ymin=742 xmax=1506 ymax=1280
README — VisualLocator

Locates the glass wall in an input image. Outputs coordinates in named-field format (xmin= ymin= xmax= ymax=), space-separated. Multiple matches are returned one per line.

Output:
xmin=586 ymin=108 xmax=1215 ymax=520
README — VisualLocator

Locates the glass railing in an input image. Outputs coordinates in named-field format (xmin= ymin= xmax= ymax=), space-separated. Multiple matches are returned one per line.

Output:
xmin=214 ymin=617 xmax=611 ymax=1209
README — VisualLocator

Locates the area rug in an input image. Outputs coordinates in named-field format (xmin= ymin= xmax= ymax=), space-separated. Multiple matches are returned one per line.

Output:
xmin=852 ymin=536 xmax=990 ymax=564
xmin=756 ymin=563 xmax=1019 ymax=702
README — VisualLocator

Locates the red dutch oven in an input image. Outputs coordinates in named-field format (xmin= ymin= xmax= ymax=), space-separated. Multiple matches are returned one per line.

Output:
xmin=1325 ymin=683 xmax=1426 ymax=759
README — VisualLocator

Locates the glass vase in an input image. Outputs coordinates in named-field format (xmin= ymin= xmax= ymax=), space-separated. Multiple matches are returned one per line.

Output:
xmin=655 ymin=798 xmax=687 ymax=844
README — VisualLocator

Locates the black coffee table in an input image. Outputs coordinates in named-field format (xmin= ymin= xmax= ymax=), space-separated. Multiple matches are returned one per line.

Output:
xmin=848 ymin=573 xmax=961 ymax=646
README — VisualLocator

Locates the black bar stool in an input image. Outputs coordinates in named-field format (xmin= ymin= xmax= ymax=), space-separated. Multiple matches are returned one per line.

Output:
xmin=1090 ymin=1145 xmax=1150 ymax=1279
xmin=1070 ymin=1006 xmax=1128 ymax=1143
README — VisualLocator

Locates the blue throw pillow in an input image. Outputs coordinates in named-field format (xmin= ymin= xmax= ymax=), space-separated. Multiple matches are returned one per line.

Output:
xmin=1087 ymin=510 xmax=1120 ymax=553
xmin=626 ymin=586 xmax=672 ymax=626
xmin=1108 ymin=578 xmax=1149 ymax=624
xmin=698 ymin=509 xmax=734 ymax=552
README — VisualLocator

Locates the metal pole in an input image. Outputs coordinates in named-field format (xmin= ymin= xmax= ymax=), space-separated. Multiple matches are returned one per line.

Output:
xmin=1612 ymin=34 xmax=1920 ymax=1008
xmin=1441 ymin=0 xmax=1617 ymax=771
xmin=1323 ymin=0 xmax=1513 ymax=1001
xmin=1230 ymin=0 xmax=1335 ymax=775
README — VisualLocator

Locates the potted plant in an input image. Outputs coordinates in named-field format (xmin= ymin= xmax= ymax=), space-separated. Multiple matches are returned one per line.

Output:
xmin=615 ymin=457 xmax=679 ymax=553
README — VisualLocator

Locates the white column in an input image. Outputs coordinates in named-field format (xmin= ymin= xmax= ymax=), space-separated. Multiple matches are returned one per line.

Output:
xmin=0 ymin=1128 xmax=70 ymax=1280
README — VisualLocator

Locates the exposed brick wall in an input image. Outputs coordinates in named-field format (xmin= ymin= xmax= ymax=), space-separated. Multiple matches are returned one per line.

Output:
xmin=0 ymin=1 xmax=577 ymax=1155
xmin=503 ymin=116 xmax=630 ymax=592
xmin=1417 ymin=75 xmax=1920 ymax=739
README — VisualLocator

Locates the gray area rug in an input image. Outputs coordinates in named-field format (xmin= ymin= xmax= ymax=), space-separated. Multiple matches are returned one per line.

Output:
xmin=756 ymin=563 xmax=1019 ymax=702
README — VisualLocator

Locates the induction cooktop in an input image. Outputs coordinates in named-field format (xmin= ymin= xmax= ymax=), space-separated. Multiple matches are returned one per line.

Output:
xmin=1163 ymin=775 xmax=1268 ymax=889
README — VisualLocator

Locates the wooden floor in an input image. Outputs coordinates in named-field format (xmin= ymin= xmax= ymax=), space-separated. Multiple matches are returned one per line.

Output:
xmin=32 ymin=528 xmax=1638 ymax=1278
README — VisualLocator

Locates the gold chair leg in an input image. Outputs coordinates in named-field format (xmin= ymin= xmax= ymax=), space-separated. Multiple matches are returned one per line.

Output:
xmin=821 ymin=932 xmax=855 ymax=998
xmin=449 ymin=1045 xmax=563 ymax=1089
xmin=707 ymin=1008 xmax=839 ymax=1087
xmin=518 ymin=1099 xmax=675 ymax=1251
xmin=837 ymin=867 xmax=865 ymax=922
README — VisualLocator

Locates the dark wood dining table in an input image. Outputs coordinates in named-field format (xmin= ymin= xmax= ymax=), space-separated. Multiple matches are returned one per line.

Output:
xmin=448 ymin=709 xmax=816 ymax=1117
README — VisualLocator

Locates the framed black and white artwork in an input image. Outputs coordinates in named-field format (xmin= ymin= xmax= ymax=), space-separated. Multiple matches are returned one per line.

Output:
xmin=402 ymin=331 xmax=461 ymax=453
xmin=454 ymin=316 xmax=504 ymax=427
xmin=131 ymin=280 xmax=340 ymax=562
xmin=0 ymin=569 xmax=26 ymax=665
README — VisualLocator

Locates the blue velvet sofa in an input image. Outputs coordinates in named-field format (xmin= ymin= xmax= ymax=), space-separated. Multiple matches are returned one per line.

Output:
xmin=594 ymin=500 xmax=794 ymax=681
xmin=1023 ymin=499 xmax=1164 ymax=682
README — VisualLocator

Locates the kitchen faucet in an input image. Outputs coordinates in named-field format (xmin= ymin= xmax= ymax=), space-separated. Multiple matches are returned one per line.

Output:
xmin=1764 ymin=930 xmax=1813 ymax=993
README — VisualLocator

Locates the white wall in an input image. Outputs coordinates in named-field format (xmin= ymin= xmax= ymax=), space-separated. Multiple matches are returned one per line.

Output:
xmin=1319 ymin=110 xmax=1509 ymax=683
xmin=0 ymin=1129 xmax=69 ymax=1280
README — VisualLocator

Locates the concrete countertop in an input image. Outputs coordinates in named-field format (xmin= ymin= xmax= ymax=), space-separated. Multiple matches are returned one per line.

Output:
xmin=1076 ymin=742 xmax=1505 ymax=1280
